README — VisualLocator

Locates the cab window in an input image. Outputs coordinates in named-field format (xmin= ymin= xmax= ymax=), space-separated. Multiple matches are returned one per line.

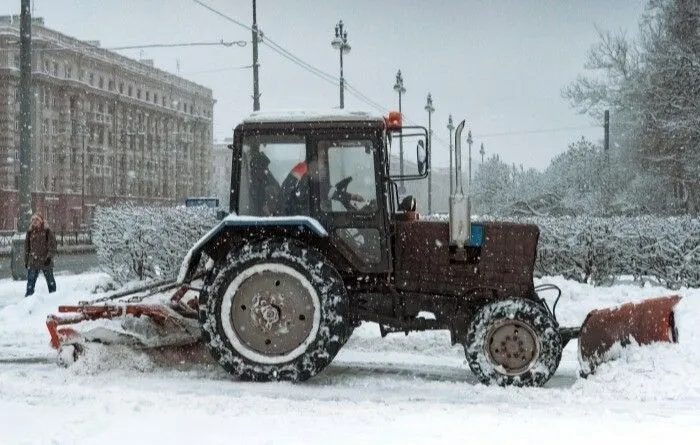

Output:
xmin=238 ymin=135 xmax=307 ymax=216
xmin=319 ymin=139 xmax=377 ymax=213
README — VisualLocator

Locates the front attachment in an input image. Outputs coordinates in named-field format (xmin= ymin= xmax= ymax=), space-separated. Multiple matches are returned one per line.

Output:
xmin=578 ymin=295 xmax=681 ymax=374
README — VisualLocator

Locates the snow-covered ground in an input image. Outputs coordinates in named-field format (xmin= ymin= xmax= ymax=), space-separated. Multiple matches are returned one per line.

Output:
xmin=1 ymin=273 xmax=699 ymax=445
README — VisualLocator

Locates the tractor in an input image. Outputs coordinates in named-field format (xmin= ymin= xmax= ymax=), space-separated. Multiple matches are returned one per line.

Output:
xmin=48 ymin=110 xmax=681 ymax=387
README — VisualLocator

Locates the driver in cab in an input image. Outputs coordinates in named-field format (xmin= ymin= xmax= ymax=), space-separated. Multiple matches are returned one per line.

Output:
xmin=279 ymin=148 xmax=365 ymax=214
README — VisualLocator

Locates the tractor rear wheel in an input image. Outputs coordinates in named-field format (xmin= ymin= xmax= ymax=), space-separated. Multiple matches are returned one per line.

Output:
xmin=200 ymin=238 xmax=349 ymax=382
xmin=465 ymin=298 xmax=562 ymax=387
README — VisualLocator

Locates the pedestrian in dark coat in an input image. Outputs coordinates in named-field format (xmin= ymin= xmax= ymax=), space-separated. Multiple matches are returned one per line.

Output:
xmin=24 ymin=213 xmax=57 ymax=297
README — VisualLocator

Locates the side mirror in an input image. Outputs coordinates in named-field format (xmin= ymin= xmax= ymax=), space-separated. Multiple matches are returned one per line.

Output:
xmin=416 ymin=140 xmax=427 ymax=175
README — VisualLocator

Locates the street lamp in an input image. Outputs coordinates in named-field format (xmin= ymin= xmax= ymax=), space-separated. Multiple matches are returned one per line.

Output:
xmin=424 ymin=93 xmax=434 ymax=214
xmin=393 ymin=69 xmax=406 ymax=192
xmin=467 ymin=129 xmax=473 ymax=184
xmin=447 ymin=114 xmax=454 ymax=198
xmin=331 ymin=20 xmax=351 ymax=109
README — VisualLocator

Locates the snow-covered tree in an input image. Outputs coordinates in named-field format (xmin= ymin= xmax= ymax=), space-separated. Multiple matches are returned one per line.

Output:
xmin=472 ymin=154 xmax=515 ymax=215
xmin=633 ymin=0 xmax=700 ymax=213
xmin=93 ymin=205 xmax=218 ymax=284
xmin=563 ymin=0 xmax=700 ymax=214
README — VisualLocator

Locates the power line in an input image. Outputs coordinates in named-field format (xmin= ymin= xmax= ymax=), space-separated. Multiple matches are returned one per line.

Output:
xmin=0 ymin=40 xmax=245 ymax=53
xmin=474 ymin=125 xmax=601 ymax=139
xmin=108 ymin=41 xmax=246 ymax=50
xmin=192 ymin=0 xmax=252 ymax=31
xmin=184 ymin=65 xmax=253 ymax=75
xmin=189 ymin=1 xmax=609 ymax=152
xmin=190 ymin=0 xmax=396 ymax=116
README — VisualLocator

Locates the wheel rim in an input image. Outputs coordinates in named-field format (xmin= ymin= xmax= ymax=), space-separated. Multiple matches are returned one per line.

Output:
xmin=220 ymin=263 xmax=321 ymax=364
xmin=484 ymin=319 xmax=541 ymax=375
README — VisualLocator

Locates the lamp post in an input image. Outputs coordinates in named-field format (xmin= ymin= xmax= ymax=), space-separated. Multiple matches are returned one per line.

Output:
xmin=331 ymin=20 xmax=351 ymax=109
xmin=424 ymin=93 xmax=434 ymax=214
xmin=467 ymin=129 xmax=473 ymax=185
xmin=393 ymin=70 xmax=406 ymax=193
xmin=447 ymin=115 xmax=454 ymax=198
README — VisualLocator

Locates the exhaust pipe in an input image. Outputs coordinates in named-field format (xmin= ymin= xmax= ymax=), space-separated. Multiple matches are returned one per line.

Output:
xmin=449 ymin=119 xmax=470 ymax=248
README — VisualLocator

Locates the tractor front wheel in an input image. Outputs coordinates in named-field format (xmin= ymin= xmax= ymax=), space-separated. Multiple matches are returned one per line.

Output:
xmin=200 ymin=238 xmax=349 ymax=382
xmin=465 ymin=298 xmax=562 ymax=387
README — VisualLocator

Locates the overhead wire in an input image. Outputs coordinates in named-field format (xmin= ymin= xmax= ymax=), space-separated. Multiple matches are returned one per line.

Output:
xmin=189 ymin=1 xmax=612 ymax=152
xmin=184 ymin=65 xmax=253 ymax=75
xmin=190 ymin=0 xmax=396 ymax=117
xmin=0 ymin=40 xmax=245 ymax=53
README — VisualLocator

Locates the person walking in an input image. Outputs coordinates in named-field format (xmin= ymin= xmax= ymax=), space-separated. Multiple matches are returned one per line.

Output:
xmin=24 ymin=213 xmax=57 ymax=297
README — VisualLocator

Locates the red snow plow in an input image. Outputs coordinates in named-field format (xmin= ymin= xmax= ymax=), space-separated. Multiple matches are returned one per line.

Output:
xmin=46 ymin=280 xmax=204 ymax=365
xmin=45 ymin=111 xmax=684 ymax=385
xmin=577 ymin=295 xmax=681 ymax=374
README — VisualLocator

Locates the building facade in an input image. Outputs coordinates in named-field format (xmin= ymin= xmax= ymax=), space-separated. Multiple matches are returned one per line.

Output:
xmin=0 ymin=16 xmax=215 ymax=231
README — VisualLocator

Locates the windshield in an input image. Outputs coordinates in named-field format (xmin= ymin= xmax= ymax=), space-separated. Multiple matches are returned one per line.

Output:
xmin=238 ymin=134 xmax=307 ymax=216
xmin=236 ymin=134 xmax=378 ymax=217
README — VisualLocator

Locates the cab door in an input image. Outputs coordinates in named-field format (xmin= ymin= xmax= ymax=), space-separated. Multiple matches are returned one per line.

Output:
xmin=309 ymin=132 xmax=391 ymax=274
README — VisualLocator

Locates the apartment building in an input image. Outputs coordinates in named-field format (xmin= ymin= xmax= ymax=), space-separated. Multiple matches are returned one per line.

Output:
xmin=0 ymin=16 xmax=215 ymax=230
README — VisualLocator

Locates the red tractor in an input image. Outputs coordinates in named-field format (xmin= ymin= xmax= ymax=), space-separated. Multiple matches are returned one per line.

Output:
xmin=48 ymin=110 xmax=681 ymax=386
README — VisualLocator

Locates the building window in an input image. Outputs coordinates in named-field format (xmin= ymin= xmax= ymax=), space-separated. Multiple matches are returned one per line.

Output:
xmin=89 ymin=73 xmax=94 ymax=85
xmin=128 ymin=85 xmax=133 ymax=97
xmin=162 ymin=96 xmax=166 ymax=107
xmin=65 ymin=65 xmax=72 ymax=79
xmin=43 ymin=60 xmax=50 ymax=73
xmin=183 ymin=103 xmax=187 ymax=113
xmin=79 ymin=69 xmax=85 ymax=81
xmin=137 ymin=89 xmax=141 ymax=99
xmin=119 ymin=82 xmax=124 ymax=94
xmin=153 ymin=93 xmax=158 ymax=104
xmin=146 ymin=91 xmax=150 ymax=101
xmin=99 ymin=76 xmax=104 ymax=89
xmin=108 ymin=80 xmax=115 ymax=91
xmin=52 ymin=62 xmax=59 ymax=76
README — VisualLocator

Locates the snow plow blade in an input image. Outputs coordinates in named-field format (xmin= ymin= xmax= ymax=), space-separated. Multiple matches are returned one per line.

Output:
xmin=578 ymin=295 xmax=681 ymax=374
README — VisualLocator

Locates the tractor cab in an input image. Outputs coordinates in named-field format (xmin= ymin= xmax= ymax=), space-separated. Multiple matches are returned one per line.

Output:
xmin=228 ymin=110 xmax=428 ymax=275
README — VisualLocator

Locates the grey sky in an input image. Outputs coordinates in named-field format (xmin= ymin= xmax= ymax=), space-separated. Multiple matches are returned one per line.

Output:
xmin=3 ymin=0 xmax=644 ymax=170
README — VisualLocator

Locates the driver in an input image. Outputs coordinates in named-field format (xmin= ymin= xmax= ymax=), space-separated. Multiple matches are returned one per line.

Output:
xmin=279 ymin=150 xmax=364 ymax=214
xmin=278 ymin=160 xmax=310 ymax=215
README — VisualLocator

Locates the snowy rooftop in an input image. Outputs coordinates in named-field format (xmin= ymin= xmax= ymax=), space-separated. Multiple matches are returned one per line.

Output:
xmin=242 ymin=109 xmax=385 ymax=124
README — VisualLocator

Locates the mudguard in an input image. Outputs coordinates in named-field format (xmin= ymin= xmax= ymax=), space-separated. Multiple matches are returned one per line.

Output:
xmin=176 ymin=215 xmax=329 ymax=284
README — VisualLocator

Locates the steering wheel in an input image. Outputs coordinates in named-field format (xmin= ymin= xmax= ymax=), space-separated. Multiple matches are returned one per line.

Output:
xmin=331 ymin=176 xmax=364 ymax=210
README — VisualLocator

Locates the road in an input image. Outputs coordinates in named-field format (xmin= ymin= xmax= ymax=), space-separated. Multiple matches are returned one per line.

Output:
xmin=0 ymin=251 xmax=99 ymax=280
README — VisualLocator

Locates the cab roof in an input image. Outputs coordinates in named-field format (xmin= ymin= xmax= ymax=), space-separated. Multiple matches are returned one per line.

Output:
xmin=241 ymin=109 xmax=385 ymax=124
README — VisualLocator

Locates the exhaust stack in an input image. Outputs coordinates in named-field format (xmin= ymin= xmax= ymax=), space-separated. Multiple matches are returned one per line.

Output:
xmin=449 ymin=119 xmax=470 ymax=248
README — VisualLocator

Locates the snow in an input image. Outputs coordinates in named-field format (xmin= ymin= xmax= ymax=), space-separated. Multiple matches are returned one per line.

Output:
xmin=1 ymin=273 xmax=699 ymax=444
xmin=243 ymin=109 xmax=384 ymax=123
